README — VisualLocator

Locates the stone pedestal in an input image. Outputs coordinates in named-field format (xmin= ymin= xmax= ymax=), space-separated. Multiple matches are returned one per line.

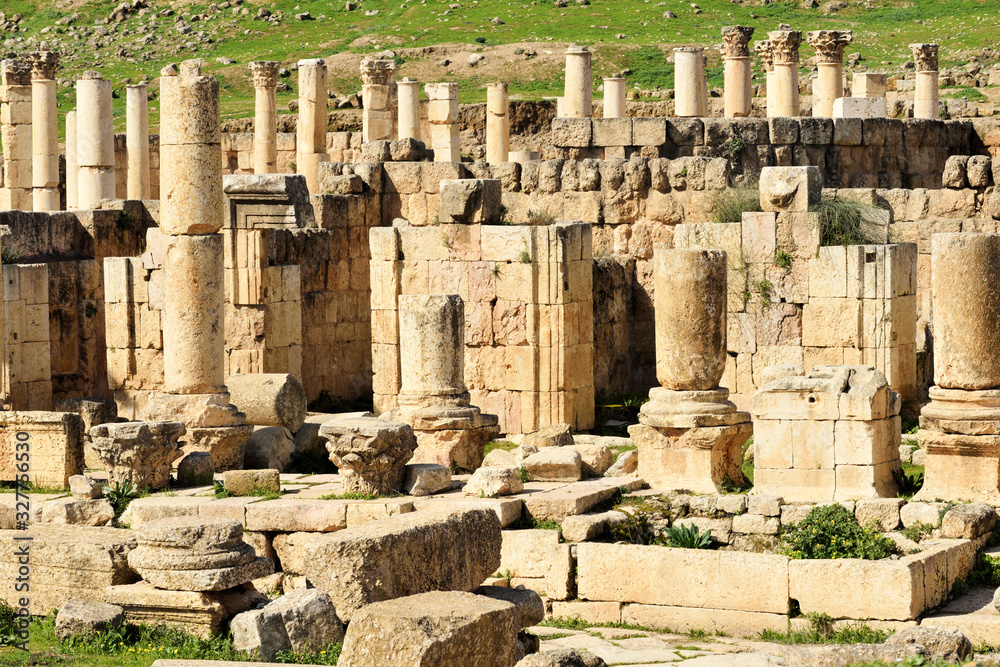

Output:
xmin=76 ymin=71 xmax=116 ymax=210
xmin=90 ymin=421 xmax=186 ymax=489
xmin=26 ymin=51 xmax=59 ymax=211
xmin=425 ymin=83 xmax=460 ymax=163
xmin=249 ymin=61 xmax=279 ymax=174
xmin=296 ymin=59 xmax=328 ymax=192
xmin=563 ymin=46 xmax=592 ymax=118
xmin=629 ymin=249 xmax=751 ymax=492
xmin=126 ymin=83 xmax=150 ymax=200
xmin=391 ymin=294 xmax=499 ymax=471
xmin=911 ymin=43 xmax=939 ymax=120
xmin=753 ymin=41 xmax=775 ymax=118
xmin=917 ymin=233 xmax=1000 ymax=501
xmin=361 ymin=59 xmax=396 ymax=143
xmin=65 ymin=110 xmax=77 ymax=208
xmin=486 ymin=82 xmax=509 ymax=163
xmin=397 ymin=78 xmax=420 ymax=141
xmin=673 ymin=47 xmax=708 ymax=118
xmin=807 ymin=30 xmax=852 ymax=118
xmin=319 ymin=416 xmax=417 ymax=495
xmin=768 ymin=30 xmax=802 ymax=118
xmin=721 ymin=26 xmax=754 ymax=118
xmin=602 ymin=77 xmax=626 ymax=118
xmin=0 ymin=59 xmax=32 ymax=211
xmin=853 ymin=72 xmax=887 ymax=98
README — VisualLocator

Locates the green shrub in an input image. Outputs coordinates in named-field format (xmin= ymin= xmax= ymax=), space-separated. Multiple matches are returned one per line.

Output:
xmin=609 ymin=511 xmax=658 ymax=545
xmin=782 ymin=504 xmax=894 ymax=560
xmin=663 ymin=523 xmax=712 ymax=549
xmin=104 ymin=479 xmax=142 ymax=518
xmin=810 ymin=199 xmax=888 ymax=247
xmin=893 ymin=467 xmax=924 ymax=499
xmin=710 ymin=185 xmax=762 ymax=224
xmin=901 ymin=521 xmax=933 ymax=543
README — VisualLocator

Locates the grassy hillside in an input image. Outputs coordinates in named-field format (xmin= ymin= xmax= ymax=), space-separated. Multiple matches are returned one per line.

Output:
xmin=1 ymin=0 xmax=999 ymax=136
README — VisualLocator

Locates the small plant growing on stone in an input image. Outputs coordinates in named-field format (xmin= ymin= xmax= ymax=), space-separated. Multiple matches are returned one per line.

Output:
xmin=526 ymin=209 xmax=555 ymax=226
xmin=519 ymin=467 xmax=530 ymax=484
xmin=810 ymin=198 xmax=887 ymax=247
xmin=663 ymin=523 xmax=712 ymax=549
xmin=774 ymin=249 xmax=792 ymax=269
xmin=710 ymin=184 xmax=762 ymax=224
xmin=782 ymin=504 xmax=894 ymax=560
xmin=893 ymin=467 xmax=924 ymax=498
xmin=679 ymin=167 xmax=688 ymax=178
xmin=519 ymin=249 xmax=531 ymax=263
xmin=104 ymin=479 xmax=142 ymax=519
xmin=212 ymin=481 xmax=232 ymax=499
xmin=753 ymin=278 xmax=773 ymax=306
xmin=727 ymin=136 xmax=745 ymax=154
xmin=901 ymin=521 xmax=934 ymax=543
xmin=116 ymin=209 xmax=136 ymax=232
xmin=1 ymin=247 xmax=23 ymax=265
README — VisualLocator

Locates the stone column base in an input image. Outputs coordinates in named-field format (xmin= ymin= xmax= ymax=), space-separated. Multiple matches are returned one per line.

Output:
xmin=181 ymin=423 xmax=255 ymax=473
xmin=629 ymin=421 xmax=752 ymax=494
xmin=915 ymin=429 xmax=1000 ymax=502
xmin=393 ymin=397 xmax=500 ymax=472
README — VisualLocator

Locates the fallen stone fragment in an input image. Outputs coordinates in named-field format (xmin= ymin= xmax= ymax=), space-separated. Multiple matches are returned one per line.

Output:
xmin=465 ymin=466 xmax=524 ymax=497
xmin=403 ymin=463 xmax=452 ymax=496
xmin=54 ymin=599 xmax=124 ymax=641
xmin=522 ymin=448 xmax=582 ymax=482
xmin=474 ymin=585 xmax=544 ymax=627
xmin=515 ymin=648 xmax=608 ymax=666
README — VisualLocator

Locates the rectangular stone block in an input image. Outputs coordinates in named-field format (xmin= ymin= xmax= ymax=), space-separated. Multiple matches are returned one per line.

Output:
xmin=789 ymin=555 xmax=924 ymax=620
xmin=802 ymin=297 xmax=861 ymax=348
xmin=550 ymin=118 xmax=592 ymax=148
xmin=632 ymin=118 xmax=667 ymax=145
xmin=245 ymin=499 xmax=348 ymax=532
xmin=551 ymin=601 xmax=623 ymax=625
xmin=622 ymin=604 xmax=790 ymax=636
xmin=591 ymin=118 xmax=632 ymax=147
xmin=0 ymin=412 xmax=83 ymax=488
xmin=833 ymin=97 xmax=887 ymax=119
xmin=499 ymin=528 xmax=573 ymax=600
xmin=753 ymin=468 xmax=836 ymax=503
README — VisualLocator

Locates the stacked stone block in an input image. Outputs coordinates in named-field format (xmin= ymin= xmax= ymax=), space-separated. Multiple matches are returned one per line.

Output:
xmin=0 ymin=59 xmax=32 ymax=211
xmin=25 ymin=51 xmax=59 ymax=211
xmin=4 ymin=263 xmax=52 ymax=409
xmin=360 ymin=59 xmax=397 ymax=143
xmin=425 ymin=82 xmax=460 ymax=162
xmin=0 ymin=411 xmax=83 ymax=487
xmin=76 ymin=71 xmax=116 ymax=209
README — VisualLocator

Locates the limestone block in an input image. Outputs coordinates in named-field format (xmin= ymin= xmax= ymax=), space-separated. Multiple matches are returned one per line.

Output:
xmin=942 ymin=156 xmax=968 ymax=188
xmin=243 ymin=426 xmax=294 ymax=472
xmin=523 ymin=423 xmax=574 ymax=448
xmin=232 ymin=589 xmax=345 ymax=660
xmin=967 ymin=155 xmax=992 ymax=188
xmin=759 ymin=166 xmax=822 ymax=212
xmin=69 ymin=475 xmax=103 ymax=499
xmin=100 ymin=580 xmax=246 ymax=638
xmin=474 ymin=585 xmax=544 ymax=629
xmin=523 ymin=448 xmax=583 ymax=482
xmin=0 ymin=411 xmax=84 ymax=488
xmin=941 ymin=503 xmax=997 ymax=539
xmin=732 ymin=513 xmax=780 ymax=535
xmin=301 ymin=508 xmax=501 ymax=621
xmin=54 ymin=599 xmax=124 ymax=641
xmin=223 ymin=469 xmax=280 ymax=496
xmin=550 ymin=118 xmax=592 ymax=148
xmin=90 ymin=421 xmax=186 ymax=490
xmin=226 ymin=373 xmax=307 ymax=432
xmin=338 ymin=591 xmax=519 ymax=667
xmin=403 ymin=463 xmax=453 ymax=496
xmin=176 ymin=451 xmax=214 ymax=486
xmin=605 ymin=449 xmax=638 ymax=477
xmin=320 ymin=416 xmax=417 ymax=495
xmin=561 ymin=510 xmax=627 ymax=543
xmin=464 ymin=466 xmax=524 ymax=497
xmin=567 ymin=444 xmax=614 ymax=477
xmin=789 ymin=555 xmax=925 ymax=620
xmin=630 ymin=422 xmax=751 ymax=494
xmin=855 ymin=498 xmax=905 ymax=531
xmin=183 ymin=424 xmax=254 ymax=473
xmin=833 ymin=97 xmax=886 ymax=119
xmin=592 ymin=118 xmax=632 ymax=146
xmin=39 ymin=498 xmax=114 ymax=526
xmin=522 ymin=478 xmax=643 ymax=522
xmin=438 ymin=179 xmax=502 ymax=224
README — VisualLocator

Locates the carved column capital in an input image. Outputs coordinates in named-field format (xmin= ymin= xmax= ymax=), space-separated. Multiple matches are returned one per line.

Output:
xmin=0 ymin=59 xmax=32 ymax=86
xmin=360 ymin=59 xmax=397 ymax=85
xmin=249 ymin=61 xmax=280 ymax=88
xmin=909 ymin=43 xmax=939 ymax=72
xmin=721 ymin=26 xmax=755 ymax=58
xmin=807 ymin=30 xmax=853 ymax=64
xmin=753 ymin=40 xmax=774 ymax=72
xmin=767 ymin=30 xmax=803 ymax=65
xmin=24 ymin=51 xmax=59 ymax=80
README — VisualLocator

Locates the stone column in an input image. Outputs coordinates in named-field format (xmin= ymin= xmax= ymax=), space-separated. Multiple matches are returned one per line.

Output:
xmin=911 ymin=43 xmax=939 ymax=120
xmin=425 ymin=82 xmax=460 ymax=162
xmin=602 ymin=77 xmax=627 ymax=118
xmin=126 ymin=83 xmax=150 ymax=200
xmin=249 ymin=61 xmax=279 ymax=174
xmin=917 ymin=233 xmax=1000 ymax=501
xmin=673 ymin=47 xmax=709 ymax=118
xmin=391 ymin=294 xmax=499 ymax=472
xmin=562 ymin=46 xmax=592 ymax=118
xmin=722 ymin=26 xmax=754 ymax=118
xmin=397 ymin=77 xmax=421 ymax=141
xmin=753 ymin=40 xmax=775 ymax=118
xmin=296 ymin=58 xmax=328 ymax=193
xmin=65 ymin=110 xmax=77 ymax=208
xmin=767 ymin=30 xmax=802 ymax=118
xmin=807 ymin=30 xmax=852 ymax=118
xmin=76 ymin=71 xmax=116 ymax=210
xmin=147 ymin=60 xmax=252 ymax=470
xmin=628 ymin=249 xmax=752 ymax=492
xmin=361 ymin=59 xmax=397 ymax=143
xmin=25 ymin=51 xmax=59 ymax=211
xmin=1 ymin=60 xmax=33 ymax=211
xmin=486 ymin=82 xmax=509 ymax=164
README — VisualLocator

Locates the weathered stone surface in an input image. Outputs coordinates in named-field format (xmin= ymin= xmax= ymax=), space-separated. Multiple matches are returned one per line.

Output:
xmin=515 ymin=649 xmax=607 ymax=667
xmin=941 ymin=503 xmax=997 ymax=539
xmin=232 ymin=589 xmax=345 ymax=660
xmin=177 ymin=451 xmax=215 ymax=486
xmin=523 ymin=449 xmax=583 ymax=482
xmin=561 ymin=511 xmax=627 ymax=543
xmin=128 ymin=542 xmax=257 ymax=571
xmin=227 ymin=374 xmax=308 ymax=432
xmin=39 ymin=497 xmax=114 ymax=526
xmin=231 ymin=606 xmax=289 ymax=661
xmin=759 ymin=166 xmax=821 ymax=213
xmin=403 ymin=463 xmax=452 ymax=496
xmin=338 ymin=591 xmax=519 ymax=667
xmin=474 ymin=585 xmax=544 ymax=627
xmin=465 ymin=466 xmax=524 ymax=497
xmin=184 ymin=424 xmax=254 ymax=473
xmin=90 ymin=421 xmax=186 ymax=490
xmin=523 ymin=423 xmax=574 ymax=448
xmin=243 ymin=426 xmax=294 ymax=472
xmin=568 ymin=445 xmax=614 ymax=477
xmin=54 ymin=599 xmax=124 ymax=641
xmin=224 ymin=469 xmax=281 ymax=496
xmin=135 ymin=556 xmax=274 ymax=592
xmin=438 ymin=179 xmax=502 ymax=224
xmin=785 ymin=626 xmax=972 ymax=666
xmin=100 ymin=581 xmax=237 ymax=638
xmin=604 ymin=450 xmax=638 ymax=477
xmin=69 ymin=475 xmax=103 ymax=499
xmin=523 ymin=478 xmax=643 ymax=522
xmin=320 ymin=417 xmax=417 ymax=495
xmin=855 ymin=498 xmax=905 ymax=531
xmin=136 ymin=516 xmax=245 ymax=552
xmin=301 ymin=508 xmax=502 ymax=620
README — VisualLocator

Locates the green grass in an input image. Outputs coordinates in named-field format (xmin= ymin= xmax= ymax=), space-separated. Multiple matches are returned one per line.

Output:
xmin=941 ymin=85 xmax=990 ymax=102
xmin=320 ymin=491 xmax=381 ymax=500
xmin=484 ymin=440 xmax=518 ymax=458
xmin=759 ymin=613 xmax=889 ymax=645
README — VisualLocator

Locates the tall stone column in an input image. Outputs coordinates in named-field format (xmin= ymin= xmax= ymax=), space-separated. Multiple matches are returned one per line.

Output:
xmin=602 ymin=77 xmax=627 ymax=118
xmin=628 ymin=249 xmax=752 ymax=492
xmin=768 ymin=30 xmax=802 ymax=118
xmin=425 ymin=82 xmax=460 ymax=162
xmin=249 ymin=61 xmax=279 ymax=174
xmin=397 ymin=78 xmax=421 ymax=141
xmin=722 ymin=26 xmax=754 ymax=118
xmin=917 ymin=233 xmax=1000 ymax=501
xmin=486 ymin=82 xmax=509 ymax=164
xmin=753 ymin=40 xmax=775 ymax=118
xmin=562 ymin=46 xmax=592 ymax=118
xmin=76 ymin=71 xmax=116 ymax=210
xmin=65 ymin=110 xmax=77 ymax=208
xmin=1 ymin=60 xmax=33 ymax=211
xmin=361 ymin=59 xmax=397 ymax=143
xmin=807 ymin=30 xmax=852 ymax=118
xmin=911 ymin=43 xmax=939 ymax=120
xmin=126 ymin=83 xmax=150 ymax=200
xmin=25 ymin=51 xmax=59 ymax=211
xmin=391 ymin=294 xmax=498 ymax=472
xmin=296 ymin=59 xmax=328 ymax=193
xmin=147 ymin=60 xmax=252 ymax=471
xmin=674 ymin=47 xmax=709 ymax=118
